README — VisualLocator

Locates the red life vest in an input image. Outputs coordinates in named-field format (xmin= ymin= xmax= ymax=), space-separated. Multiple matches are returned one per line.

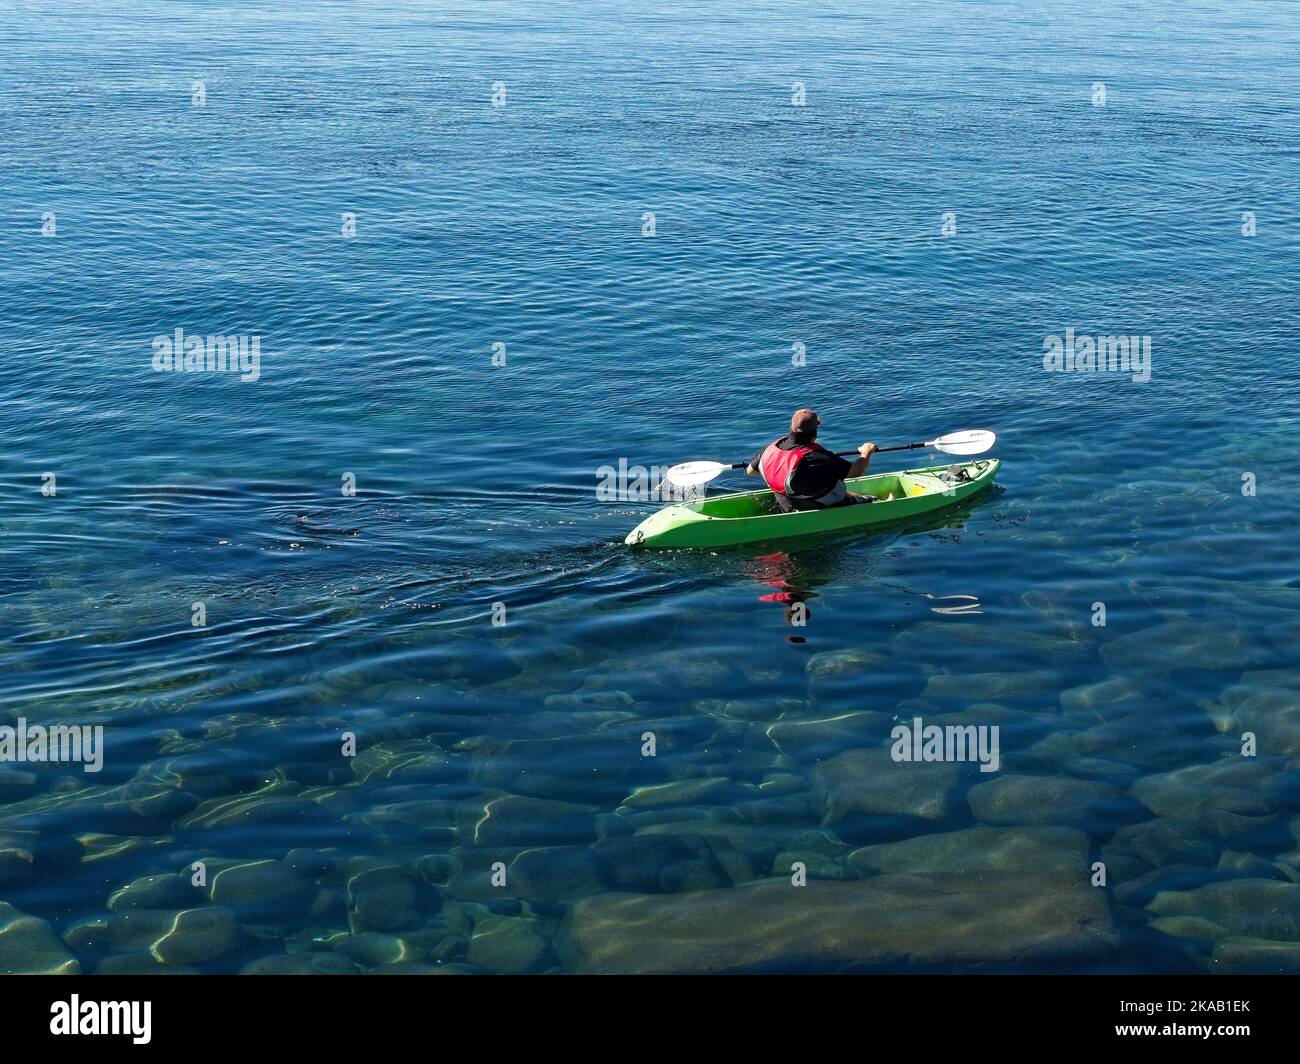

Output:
xmin=759 ymin=438 xmax=826 ymax=498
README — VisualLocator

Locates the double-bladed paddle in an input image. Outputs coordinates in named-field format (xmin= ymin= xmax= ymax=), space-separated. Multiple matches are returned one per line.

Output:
xmin=663 ymin=428 xmax=996 ymax=489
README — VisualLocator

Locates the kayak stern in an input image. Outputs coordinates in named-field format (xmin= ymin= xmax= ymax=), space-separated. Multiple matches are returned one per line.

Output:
xmin=624 ymin=503 xmax=710 ymax=547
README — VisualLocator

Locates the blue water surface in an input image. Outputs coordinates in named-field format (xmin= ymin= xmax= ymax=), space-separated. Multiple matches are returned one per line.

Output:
xmin=1 ymin=0 xmax=1298 ymax=974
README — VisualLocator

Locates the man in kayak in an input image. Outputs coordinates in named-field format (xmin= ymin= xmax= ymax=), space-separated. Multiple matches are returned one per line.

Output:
xmin=747 ymin=409 xmax=878 ymax=512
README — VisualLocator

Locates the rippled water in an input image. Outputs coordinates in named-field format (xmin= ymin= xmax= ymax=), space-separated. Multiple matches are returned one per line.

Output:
xmin=2 ymin=0 xmax=1299 ymax=974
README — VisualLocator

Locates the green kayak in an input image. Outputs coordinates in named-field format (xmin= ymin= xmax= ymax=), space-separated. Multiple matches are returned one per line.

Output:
xmin=625 ymin=458 xmax=1000 ymax=549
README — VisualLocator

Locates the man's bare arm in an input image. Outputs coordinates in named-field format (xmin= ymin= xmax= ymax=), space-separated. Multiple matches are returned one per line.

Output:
xmin=846 ymin=442 xmax=877 ymax=478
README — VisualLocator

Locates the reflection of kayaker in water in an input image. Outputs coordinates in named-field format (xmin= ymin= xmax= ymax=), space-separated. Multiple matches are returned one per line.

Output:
xmin=749 ymin=551 xmax=816 ymax=636
xmin=751 ymin=552 xmax=810 ymax=602
xmin=746 ymin=408 xmax=879 ymax=512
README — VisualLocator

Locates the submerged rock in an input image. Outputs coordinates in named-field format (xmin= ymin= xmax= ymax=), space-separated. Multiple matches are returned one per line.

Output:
xmin=106 ymin=907 xmax=240 ymax=965
xmin=734 ymin=794 xmax=817 ymax=825
xmin=61 ymin=915 xmax=111 ymax=954
xmin=108 ymin=872 xmax=200 ymax=912
xmin=332 ymin=931 xmax=408 ymax=966
xmin=592 ymin=833 xmax=754 ymax=893
xmin=895 ymin=621 xmax=1087 ymax=661
xmin=1061 ymin=756 xmax=1142 ymax=787
xmin=240 ymin=952 xmax=360 ymax=975
xmin=345 ymin=862 xmax=428 ymax=932
xmin=766 ymin=713 xmax=893 ymax=762
xmin=509 ymin=846 xmax=613 ymax=900
xmin=1075 ymin=717 xmax=1203 ymax=771
xmin=1215 ymin=850 xmax=1288 ymax=881
xmin=323 ymin=641 xmax=520 ymax=690
xmin=812 ymin=747 xmax=962 ymax=840
xmin=0 ymin=902 xmax=80 ymax=974
xmin=1242 ymin=667 xmax=1300 ymax=691
xmin=691 ymin=698 xmax=792 ymax=723
xmin=77 ymin=832 xmax=176 ymax=866
xmin=771 ymin=852 xmax=857 ymax=882
xmin=95 ymin=953 xmax=201 ymax=975
xmin=968 ymin=775 xmax=1148 ymax=832
xmin=1225 ymin=686 xmax=1300 ymax=759
xmin=350 ymin=743 xmax=467 ymax=786
xmin=0 ymin=827 xmax=82 ymax=883
xmin=0 ymin=768 xmax=39 ymax=802
xmin=283 ymin=848 xmax=339 ymax=880
xmin=201 ymin=858 xmax=316 ymax=922
xmin=472 ymin=734 xmax=654 ymax=803
xmin=466 ymin=915 xmax=551 ymax=974
xmin=457 ymin=794 xmax=599 ymax=847
xmin=805 ymin=649 xmax=890 ymax=681
xmin=848 ymin=825 xmax=1089 ymax=880
xmin=0 ymin=779 xmax=193 ymax=837
xmin=355 ymin=799 xmax=458 ymax=846
xmin=640 ymin=648 xmax=743 ymax=690
xmin=1198 ymin=697 xmax=1238 ymax=735
xmin=416 ymin=853 xmax=459 ymax=885
xmin=1147 ymin=915 xmax=1226 ymax=942
xmin=1111 ymin=864 xmax=1216 ymax=909
xmin=443 ymin=851 xmax=521 ymax=903
xmin=396 ymin=961 xmax=485 ymax=975
xmin=1147 ymin=879 xmax=1300 ymax=941
xmin=178 ymin=792 xmax=322 ymax=834
xmin=369 ymin=961 xmax=467 ymax=974
xmin=1104 ymin=819 xmax=1220 ymax=871
xmin=0 ymin=830 xmax=35 ymax=888
xmin=620 ymin=777 xmax=742 ymax=809
xmin=631 ymin=818 xmax=841 ymax=874
xmin=922 ymin=671 xmax=1064 ymax=702
xmin=1129 ymin=760 xmax=1291 ymax=844
xmin=1100 ymin=619 xmax=1261 ymax=672
xmin=1059 ymin=676 xmax=1150 ymax=716
xmin=1210 ymin=937 xmax=1300 ymax=974
xmin=760 ymin=774 xmax=813 ymax=797
xmin=399 ymin=924 xmax=466 ymax=964
xmin=559 ymin=873 xmax=1117 ymax=974
xmin=1262 ymin=617 xmax=1300 ymax=659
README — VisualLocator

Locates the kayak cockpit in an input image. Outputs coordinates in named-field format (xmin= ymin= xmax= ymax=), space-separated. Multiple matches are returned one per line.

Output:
xmin=691 ymin=473 xmax=918 ymax=518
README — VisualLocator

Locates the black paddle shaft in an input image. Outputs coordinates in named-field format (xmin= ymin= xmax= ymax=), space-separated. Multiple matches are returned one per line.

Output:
xmin=728 ymin=440 xmax=925 ymax=469
xmin=835 ymin=441 xmax=925 ymax=456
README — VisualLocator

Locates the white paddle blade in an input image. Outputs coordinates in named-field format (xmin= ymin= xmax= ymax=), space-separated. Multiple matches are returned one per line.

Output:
xmin=928 ymin=429 xmax=996 ymax=456
xmin=663 ymin=460 xmax=729 ymax=488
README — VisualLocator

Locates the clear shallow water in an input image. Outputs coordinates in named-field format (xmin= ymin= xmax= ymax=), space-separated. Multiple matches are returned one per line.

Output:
xmin=1 ymin=0 xmax=1299 ymax=973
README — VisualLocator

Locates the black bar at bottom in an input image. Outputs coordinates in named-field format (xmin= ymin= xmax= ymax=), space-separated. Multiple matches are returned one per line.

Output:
xmin=0 ymin=973 xmax=1289 ymax=1051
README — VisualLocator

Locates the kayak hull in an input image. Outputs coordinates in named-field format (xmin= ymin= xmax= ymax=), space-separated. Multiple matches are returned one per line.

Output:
xmin=625 ymin=458 xmax=1000 ymax=549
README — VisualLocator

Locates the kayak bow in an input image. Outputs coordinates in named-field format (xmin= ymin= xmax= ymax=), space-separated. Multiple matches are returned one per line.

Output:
xmin=625 ymin=458 xmax=1000 ymax=549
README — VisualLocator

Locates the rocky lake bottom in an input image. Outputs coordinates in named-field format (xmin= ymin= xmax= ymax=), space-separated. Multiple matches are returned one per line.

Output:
xmin=5 ymin=542 xmax=1300 ymax=975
